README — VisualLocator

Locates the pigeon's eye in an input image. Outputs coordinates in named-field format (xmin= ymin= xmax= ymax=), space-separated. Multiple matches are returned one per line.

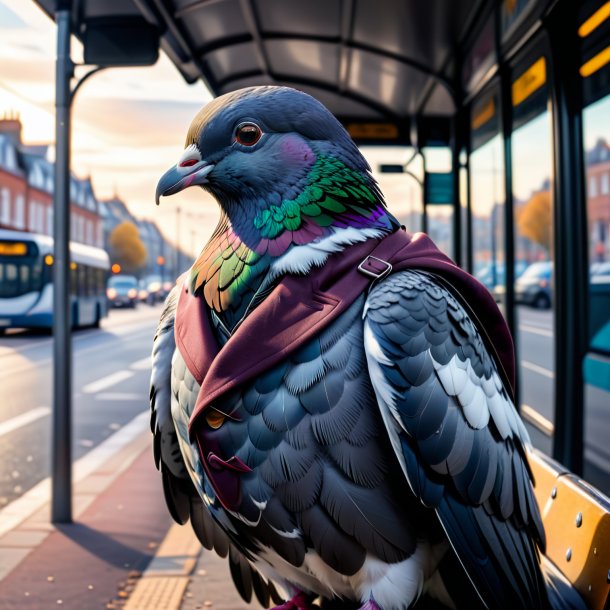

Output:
xmin=235 ymin=123 xmax=262 ymax=146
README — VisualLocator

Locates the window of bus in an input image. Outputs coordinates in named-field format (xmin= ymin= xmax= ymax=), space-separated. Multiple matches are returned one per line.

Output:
xmin=580 ymin=0 xmax=610 ymax=494
xmin=470 ymin=89 xmax=506 ymax=312
xmin=510 ymin=50 xmax=555 ymax=454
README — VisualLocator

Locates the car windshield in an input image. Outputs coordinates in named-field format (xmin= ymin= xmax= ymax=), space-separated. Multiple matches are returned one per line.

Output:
xmin=521 ymin=262 xmax=552 ymax=279
xmin=108 ymin=276 xmax=137 ymax=289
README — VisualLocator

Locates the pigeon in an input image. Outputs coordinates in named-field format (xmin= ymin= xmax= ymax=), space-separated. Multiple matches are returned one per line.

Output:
xmin=151 ymin=86 xmax=584 ymax=610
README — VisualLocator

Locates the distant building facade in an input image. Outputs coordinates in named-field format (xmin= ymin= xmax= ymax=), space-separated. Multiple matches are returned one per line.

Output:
xmin=0 ymin=115 xmax=103 ymax=248
xmin=586 ymin=138 xmax=610 ymax=263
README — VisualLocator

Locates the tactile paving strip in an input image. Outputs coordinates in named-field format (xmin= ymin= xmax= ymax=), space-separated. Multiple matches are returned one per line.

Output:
xmin=124 ymin=576 xmax=189 ymax=610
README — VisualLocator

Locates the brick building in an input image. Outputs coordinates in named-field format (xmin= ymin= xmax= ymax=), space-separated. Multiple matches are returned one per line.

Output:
xmin=586 ymin=138 xmax=610 ymax=263
xmin=0 ymin=115 xmax=103 ymax=247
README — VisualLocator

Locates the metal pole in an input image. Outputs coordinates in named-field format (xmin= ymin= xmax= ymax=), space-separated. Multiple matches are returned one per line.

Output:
xmin=52 ymin=8 xmax=73 ymax=523
xmin=547 ymin=2 xmax=587 ymax=474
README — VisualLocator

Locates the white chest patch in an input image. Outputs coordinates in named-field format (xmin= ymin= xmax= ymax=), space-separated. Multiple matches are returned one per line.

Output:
xmin=252 ymin=541 xmax=447 ymax=609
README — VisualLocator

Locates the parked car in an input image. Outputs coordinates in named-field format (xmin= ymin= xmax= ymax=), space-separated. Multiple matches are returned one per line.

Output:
xmin=591 ymin=261 xmax=610 ymax=282
xmin=142 ymin=275 xmax=164 ymax=303
xmin=138 ymin=279 xmax=152 ymax=304
xmin=515 ymin=261 xmax=553 ymax=309
xmin=106 ymin=275 xmax=138 ymax=308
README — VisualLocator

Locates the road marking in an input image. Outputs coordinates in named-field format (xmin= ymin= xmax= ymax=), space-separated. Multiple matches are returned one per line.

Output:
xmin=0 ymin=410 xmax=149 ymax=539
xmin=522 ymin=360 xmax=554 ymax=379
xmin=519 ymin=324 xmax=553 ymax=338
xmin=0 ymin=406 xmax=51 ymax=439
xmin=0 ymin=326 xmax=154 ymax=379
xmin=521 ymin=404 xmax=554 ymax=436
xmin=95 ymin=392 xmax=143 ymax=401
xmin=130 ymin=356 xmax=151 ymax=371
xmin=82 ymin=370 xmax=134 ymax=393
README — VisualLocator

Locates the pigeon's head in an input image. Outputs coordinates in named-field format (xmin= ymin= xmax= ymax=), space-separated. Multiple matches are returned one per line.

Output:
xmin=156 ymin=86 xmax=395 ymax=253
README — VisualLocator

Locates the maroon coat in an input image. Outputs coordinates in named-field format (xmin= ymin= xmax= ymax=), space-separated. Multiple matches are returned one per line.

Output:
xmin=175 ymin=228 xmax=515 ymax=436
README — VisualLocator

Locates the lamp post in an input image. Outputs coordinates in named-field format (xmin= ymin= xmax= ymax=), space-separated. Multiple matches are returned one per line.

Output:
xmin=157 ymin=255 xmax=165 ymax=283
xmin=52 ymin=8 xmax=73 ymax=524
xmin=50 ymin=5 xmax=159 ymax=523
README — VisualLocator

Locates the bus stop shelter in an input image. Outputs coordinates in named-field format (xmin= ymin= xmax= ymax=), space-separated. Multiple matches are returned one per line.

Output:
xmin=34 ymin=0 xmax=589 ymax=539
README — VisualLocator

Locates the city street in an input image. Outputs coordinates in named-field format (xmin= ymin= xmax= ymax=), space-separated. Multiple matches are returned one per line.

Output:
xmin=0 ymin=301 xmax=608 ymax=513
xmin=0 ymin=304 xmax=163 ymax=510
xmin=517 ymin=305 xmax=610 ymax=493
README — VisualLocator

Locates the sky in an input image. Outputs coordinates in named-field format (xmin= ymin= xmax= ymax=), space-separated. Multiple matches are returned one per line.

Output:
xmin=3 ymin=1 xmax=606 ymax=255
xmin=0 ymin=0 xmax=218 ymax=254
xmin=0 ymin=0 xmax=420 ymax=255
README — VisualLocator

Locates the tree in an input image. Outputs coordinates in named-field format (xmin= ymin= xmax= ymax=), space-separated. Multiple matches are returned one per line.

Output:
xmin=517 ymin=190 xmax=552 ymax=253
xmin=108 ymin=221 xmax=147 ymax=273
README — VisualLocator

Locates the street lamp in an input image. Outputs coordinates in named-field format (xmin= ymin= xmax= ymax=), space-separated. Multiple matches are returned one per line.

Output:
xmin=50 ymin=6 xmax=159 ymax=523
xmin=157 ymin=255 xmax=165 ymax=283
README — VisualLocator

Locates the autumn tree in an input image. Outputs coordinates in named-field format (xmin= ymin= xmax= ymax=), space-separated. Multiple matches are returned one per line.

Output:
xmin=517 ymin=190 xmax=552 ymax=254
xmin=108 ymin=221 xmax=147 ymax=273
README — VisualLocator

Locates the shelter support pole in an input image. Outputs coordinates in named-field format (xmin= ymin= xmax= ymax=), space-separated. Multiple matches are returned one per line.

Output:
xmin=547 ymin=3 xmax=588 ymax=474
xmin=51 ymin=8 xmax=73 ymax=523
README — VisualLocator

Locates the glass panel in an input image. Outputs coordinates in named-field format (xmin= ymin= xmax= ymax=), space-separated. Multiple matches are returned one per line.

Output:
xmin=427 ymin=205 xmax=454 ymax=257
xmin=512 ymin=110 xmax=555 ymax=455
xmin=470 ymin=134 xmax=506 ymax=310
xmin=424 ymin=147 xmax=453 ymax=258
xmin=363 ymin=146 xmax=424 ymax=234
xmin=460 ymin=164 xmax=469 ymax=271
xmin=583 ymin=92 xmax=610 ymax=495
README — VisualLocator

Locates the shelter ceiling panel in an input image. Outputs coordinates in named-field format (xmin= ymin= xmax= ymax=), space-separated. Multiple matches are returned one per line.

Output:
xmin=352 ymin=0 xmax=472 ymax=71
xmin=287 ymin=86 xmax=386 ymax=120
xmin=420 ymin=82 xmax=455 ymax=115
xmin=255 ymin=0 xmax=342 ymax=38
xmin=264 ymin=41 xmax=340 ymax=85
xmin=348 ymin=48 xmax=429 ymax=114
xmin=205 ymin=42 xmax=262 ymax=81
xmin=218 ymin=74 xmax=275 ymax=95
xmin=175 ymin=0 xmax=250 ymax=47
xmin=79 ymin=0 xmax=143 ymax=19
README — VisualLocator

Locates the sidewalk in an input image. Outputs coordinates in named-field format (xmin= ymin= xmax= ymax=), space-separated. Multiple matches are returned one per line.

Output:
xmin=0 ymin=421 xmax=260 ymax=610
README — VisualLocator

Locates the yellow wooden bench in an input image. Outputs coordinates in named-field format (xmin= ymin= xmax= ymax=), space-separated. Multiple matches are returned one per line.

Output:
xmin=528 ymin=449 xmax=610 ymax=610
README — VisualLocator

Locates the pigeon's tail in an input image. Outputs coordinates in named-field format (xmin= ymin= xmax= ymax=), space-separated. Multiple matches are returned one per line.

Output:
xmin=542 ymin=557 xmax=587 ymax=610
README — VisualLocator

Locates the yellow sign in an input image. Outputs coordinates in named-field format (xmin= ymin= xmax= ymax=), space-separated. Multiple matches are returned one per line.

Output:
xmin=581 ymin=45 xmax=610 ymax=78
xmin=512 ymin=57 xmax=546 ymax=107
xmin=472 ymin=98 xmax=496 ymax=130
xmin=579 ymin=1 xmax=610 ymax=38
xmin=346 ymin=123 xmax=399 ymax=140
xmin=0 ymin=242 xmax=27 ymax=256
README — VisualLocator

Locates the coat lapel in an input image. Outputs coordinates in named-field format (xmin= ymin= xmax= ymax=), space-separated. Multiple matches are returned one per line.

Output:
xmin=174 ymin=228 xmax=516 ymax=438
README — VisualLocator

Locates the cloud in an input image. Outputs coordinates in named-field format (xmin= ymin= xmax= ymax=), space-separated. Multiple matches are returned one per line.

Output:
xmin=74 ymin=97 xmax=203 ymax=148
xmin=0 ymin=58 xmax=55 ymax=87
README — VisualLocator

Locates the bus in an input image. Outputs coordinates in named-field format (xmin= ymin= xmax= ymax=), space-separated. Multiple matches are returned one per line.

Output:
xmin=0 ymin=228 xmax=110 ymax=331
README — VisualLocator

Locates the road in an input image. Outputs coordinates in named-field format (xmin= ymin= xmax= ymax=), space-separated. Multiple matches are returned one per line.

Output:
xmin=0 ymin=304 xmax=163 ymax=510
xmin=517 ymin=305 xmax=610 ymax=494
xmin=0 ymin=300 xmax=607 ymax=514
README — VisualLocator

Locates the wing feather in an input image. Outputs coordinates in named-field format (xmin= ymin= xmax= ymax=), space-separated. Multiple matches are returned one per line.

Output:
xmin=363 ymin=270 xmax=548 ymax=609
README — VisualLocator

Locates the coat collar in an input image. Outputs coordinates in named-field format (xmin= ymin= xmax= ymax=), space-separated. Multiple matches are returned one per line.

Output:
xmin=174 ymin=228 xmax=516 ymax=437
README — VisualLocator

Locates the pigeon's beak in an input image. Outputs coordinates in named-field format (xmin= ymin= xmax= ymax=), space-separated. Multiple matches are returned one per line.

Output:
xmin=155 ymin=162 xmax=214 ymax=206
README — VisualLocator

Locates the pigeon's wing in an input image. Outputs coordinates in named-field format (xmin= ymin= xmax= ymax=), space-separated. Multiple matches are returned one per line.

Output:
xmin=363 ymin=270 xmax=548 ymax=610
xmin=150 ymin=285 xmax=280 ymax=606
